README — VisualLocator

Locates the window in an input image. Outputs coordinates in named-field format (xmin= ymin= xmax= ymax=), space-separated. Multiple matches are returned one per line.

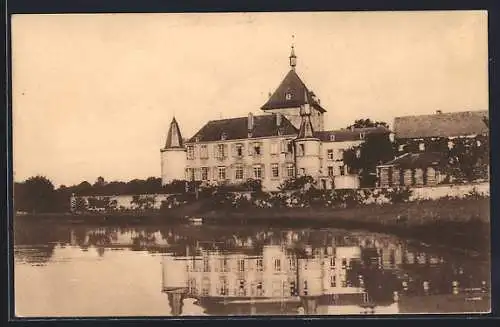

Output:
xmin=274 ymin=259 xmax=281 ymax=272
xmin=300 ymin=168 xmax=306 ymax=176
xmin=271 ymin=163 xmax=279 ymax=178
xmin=221 ymin=132 xmax=227 ymax=140
xmin=236 ymin=143 xmax=243 ymax=157
xmin=419 ymin=143 xmax=425 ymax=151
xmin=203 ymin=258 xmax=210 ymax=272
xmin=340 ymin=165 xmax=345 ymax=176
xmin=289 ymin=258 xmax=296 ymax=269
xmin=200 ymin=145 xmax=208 ymax=159
xmin=253 ymin=143 xmax=262 ymax=156
xmin=235 ymin=165 xmax=244 ymax=180
xmin=327 ymin=149 xmax=334 ymax=160
xmin=328 ymin=166 xmax=334 ymax=177
xmin=238 ymin=259 xmax=245 ymax=272
xmin=218 ymin=166 xmax=226 ymax=180
xmin=189 ymin=278 xmax=197 ymax=295
xmin=330 ymin=275 xmax=336 ymax=287
xmin=285 ymin=92 xmax=292 ymax=100
xmin=201 ymin=167 xmax=209 ymax=181
xmin=238 ymin=280 xmax=246 ymax=296
xmin=220 ymin=258 xmax=229 ymax=272
xmin=287 ymin=141 xmax=294 ymax=153
xmin=253 ymin=165 xmax=262 ymax=179
xmin=360 ymin=132 xmax=366 ymax=140
xmin=217 ymin=144 xmax=226 ymax=160
xmin=287 ymin=164 xmax=295 ymax=178
xmin=187 ymin=146 xmax=195 ymax=160
xmin=219 ymin=277 xmax=228 ymax=295
xmin=330 ymin=134 xmax=336 ymax=141
xmin=256 ymin=258 xmax=263 ymax=271
xmin=330 ymin=257 xmax=335 ymax=268
xmin=186 ymin=168 xmax=195 ymax=181
xmin=270 ymin=142 xmax=279 ymax=154
xmin=256 ymin=281 xmax=264 ymax=296
xmin=298 ymin=144 xmax=305 ymax=156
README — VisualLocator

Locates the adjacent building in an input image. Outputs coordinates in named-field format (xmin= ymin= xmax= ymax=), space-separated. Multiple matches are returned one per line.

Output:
xmin=160 ymin=46 xmax=390 ymax=191
xmin=377 ymin=110 xmax=489 ymax=188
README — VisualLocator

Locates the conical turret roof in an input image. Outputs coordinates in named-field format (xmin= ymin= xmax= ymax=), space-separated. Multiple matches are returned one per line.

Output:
xmin=164 ymin=117 xmax=184 ymax=149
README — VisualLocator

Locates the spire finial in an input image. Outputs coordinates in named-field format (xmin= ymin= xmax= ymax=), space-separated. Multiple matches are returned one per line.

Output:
xmin=289 ymin=35 xmax=297 ymax=70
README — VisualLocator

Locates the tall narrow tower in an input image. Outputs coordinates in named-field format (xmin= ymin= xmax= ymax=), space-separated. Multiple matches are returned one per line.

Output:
xmin=294 ymin=89 xmax=321 ymax=181
xmin=160 ymin=117 xmax=187 ymax=185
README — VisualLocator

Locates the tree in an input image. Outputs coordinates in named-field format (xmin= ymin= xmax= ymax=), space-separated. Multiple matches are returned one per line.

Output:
xmin=346 ymin=119 xmax=389 ymax=129
xmin=14 ymin=176 xmax=55 ymax=213
xmin=131 ymin=195 xmax=156 ymax=210
xmin=278 ymin=175 xmax=316 ymax=191
xmin=343 ymin=133 xmax=395 ymax=187
xmin=73 ymin=197 xmax=89 ymax=213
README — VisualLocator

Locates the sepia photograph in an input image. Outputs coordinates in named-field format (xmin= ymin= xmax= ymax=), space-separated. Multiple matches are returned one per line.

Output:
xmin=11 ymin=11 xmax=490 ymax=317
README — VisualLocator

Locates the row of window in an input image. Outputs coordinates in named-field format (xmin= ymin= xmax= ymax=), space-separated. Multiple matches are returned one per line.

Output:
xmin=186 ymin=142 xmax=344 ymax=161
xmin=198 ymin=258 xmax=296 ymax=273
xmin=186 ymin=164 xmax=296 ymax=181
xmin=186 ymin=141 xmax=294 ymax=160
xmin=186 ymin=164 xmax=348 ymax=181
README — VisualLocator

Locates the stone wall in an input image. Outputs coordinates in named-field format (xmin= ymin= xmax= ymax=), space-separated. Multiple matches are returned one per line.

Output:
xmin=409 ymin=182 xmax=489 ymax=201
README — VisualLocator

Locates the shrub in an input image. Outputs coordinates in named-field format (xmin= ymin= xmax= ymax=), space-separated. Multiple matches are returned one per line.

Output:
xmin=386 ymin=187 xmax=413 ymax=204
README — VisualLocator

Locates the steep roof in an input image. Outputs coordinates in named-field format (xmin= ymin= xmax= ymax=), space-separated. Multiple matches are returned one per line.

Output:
xmin=260 ymin=69 xmax=326 ymax=113
xmin=380 ymin=152 xmax=446 ymax=169
xmin=187 ymin=114 xmax=298 ymax=143
xmin=394 ymin=110 xmax=489 ymax=139
xmin=164 ymin=117 xmax=184 ymax=149
xmin=315 ymin=126 xmax=390 ymax=142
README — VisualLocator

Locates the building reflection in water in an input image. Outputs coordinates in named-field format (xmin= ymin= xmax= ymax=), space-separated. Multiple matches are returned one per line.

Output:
xmin=14 ymin=222 xmax=490 ymax=316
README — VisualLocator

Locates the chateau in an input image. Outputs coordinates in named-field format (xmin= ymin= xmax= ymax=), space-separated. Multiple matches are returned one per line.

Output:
xmin=160 ymin=46 xmax=390 ymax=191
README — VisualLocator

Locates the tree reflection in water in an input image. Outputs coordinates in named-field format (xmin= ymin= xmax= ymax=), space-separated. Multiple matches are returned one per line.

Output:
xmin=14 ymin=220 xmax=489 ymax=304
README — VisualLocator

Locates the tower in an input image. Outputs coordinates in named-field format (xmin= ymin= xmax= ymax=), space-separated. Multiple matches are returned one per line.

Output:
xmin=160 ymin=117 xmax=187 ymax=185
xmin=260 ymin=42 xmax=326 ymax=131
xmin=294 ymin=89 xmax=321 ymax=182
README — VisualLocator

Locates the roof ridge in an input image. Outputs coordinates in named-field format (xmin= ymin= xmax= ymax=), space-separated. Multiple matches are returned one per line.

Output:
xmin=395 ymin=110 xmax=489 ymax=119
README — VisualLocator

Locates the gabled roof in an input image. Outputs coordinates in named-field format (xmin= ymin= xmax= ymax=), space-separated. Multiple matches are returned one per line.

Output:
xmin=164 ymin=117 xmax=184 ymax=149
xmin=380 ymin=152 xmax=446 ymax=169
xmin=315 ymin=126 xmax=390 ymax=142
xmin=394 ymin=110 xmax=489 ymax=139
xmin=187 ymin=114 xmax=298 ymax=143
xmin=261 ymin=69 xmax=326 ymax=113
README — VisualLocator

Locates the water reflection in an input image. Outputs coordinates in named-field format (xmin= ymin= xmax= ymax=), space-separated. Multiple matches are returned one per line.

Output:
xmin=14 ymin=220 xmax=490 ymax=316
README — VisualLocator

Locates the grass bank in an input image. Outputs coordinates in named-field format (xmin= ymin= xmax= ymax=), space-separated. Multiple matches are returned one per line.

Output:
xmin=15 ymin=197 xmax=490 ymax=253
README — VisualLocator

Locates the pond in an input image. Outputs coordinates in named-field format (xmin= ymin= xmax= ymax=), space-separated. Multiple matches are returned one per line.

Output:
xmin=13 ymin=219 xmax=490 ymax=317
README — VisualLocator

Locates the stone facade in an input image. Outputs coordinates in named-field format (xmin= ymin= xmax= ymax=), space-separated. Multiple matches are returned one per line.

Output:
xmin=160 ymin=46 xmax=389 ymax=191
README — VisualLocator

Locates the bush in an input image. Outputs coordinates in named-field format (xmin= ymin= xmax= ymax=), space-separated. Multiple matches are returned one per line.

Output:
xmin=386 ymin=187 xmax=413 ymax=204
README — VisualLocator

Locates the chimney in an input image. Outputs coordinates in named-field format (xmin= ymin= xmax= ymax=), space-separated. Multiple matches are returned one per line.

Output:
xmin=436 ymin=110 xmax=442 ymax=114
xmin=276 ymin=113 xmax=282 ymax=127
xmin=248 ymin=112 xmax=254 ymax=132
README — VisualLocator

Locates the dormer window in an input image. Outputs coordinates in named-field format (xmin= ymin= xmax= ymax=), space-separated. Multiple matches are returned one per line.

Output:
xmin=329 ymin=134 xmax=336 ymax=141
xmin=285 ymin=92 xmax=292 ymax=100
xmin=359 ymin=132 xmax=366 ymax=140
xmin=221 ymin=132 xmax=227 ymax=140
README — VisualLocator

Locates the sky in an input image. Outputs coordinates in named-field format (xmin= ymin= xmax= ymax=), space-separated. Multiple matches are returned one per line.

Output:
xmin=11 ymin=11 xmax=489 ymax=187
